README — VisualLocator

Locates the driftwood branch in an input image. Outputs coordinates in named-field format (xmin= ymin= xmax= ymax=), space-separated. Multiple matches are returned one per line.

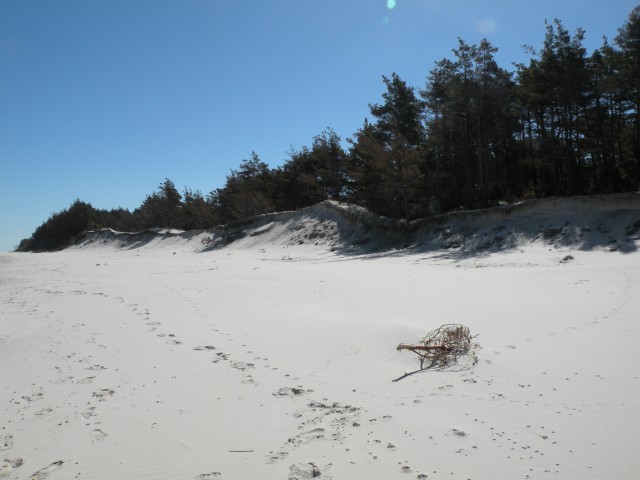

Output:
xmin=397 ymin=324 xmax=478 ymax=372
xmin=397 ymin=344 xmax=452 ymax=352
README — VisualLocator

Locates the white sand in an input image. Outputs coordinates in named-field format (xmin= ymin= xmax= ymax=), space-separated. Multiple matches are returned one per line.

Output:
xmin=2 ymin=201 xmax=640 ymax=479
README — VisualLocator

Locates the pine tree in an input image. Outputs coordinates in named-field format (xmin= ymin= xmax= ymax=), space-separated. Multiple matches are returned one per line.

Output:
xmin=309 ymin=128 xmax=348 ymax=201
xmin=182 ymin=188 xmax=215 ymax=230
xmin=423 ymin=39 xmax=518 ymax=210
xmin=349 ymin=73 xmax=426 ymax=218
xmin=614 ymin=6 xmax=640 ymax=188
xmin=210 ymin=153 xmax=274 ymax=221
xmin=135 ymin=178 xmax=183 ymax=229
xmin=516 ymin=20 xmax=591 ymax=196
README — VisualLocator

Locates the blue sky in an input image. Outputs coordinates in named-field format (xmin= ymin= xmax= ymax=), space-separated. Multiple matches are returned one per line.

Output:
xmin=1 ymin=0 xmax=637 ymax=252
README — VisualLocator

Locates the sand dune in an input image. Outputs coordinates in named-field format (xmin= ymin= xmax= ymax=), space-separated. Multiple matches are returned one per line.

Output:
xmin=1 ymin=195 xmax=640 ymax=479
xmin=73 ymin=193 xmax=640 ymax=255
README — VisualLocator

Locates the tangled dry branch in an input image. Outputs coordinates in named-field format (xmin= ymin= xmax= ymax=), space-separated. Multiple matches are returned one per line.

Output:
xmin=397 ymin=324 xmax=478 ymax=371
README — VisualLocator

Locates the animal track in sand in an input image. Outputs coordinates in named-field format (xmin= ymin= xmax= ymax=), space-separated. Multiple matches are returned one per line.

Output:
xmin=266 ymin=451 xmax=289 ymax=463
xmin=193 ymin=345 xmax=216 ymax=351
xmin=78 ymin=407 xmax=96 ymax=422
xmin=85 ymin=364 xmax=107 ymax=371
xmin=40 ymin=289 xmax=63 ymax=295
xmin=50 ymin=370 xmax=74 ymax=386
xmin=272 ymin=387 xmax=312 ymax=397
xmin=35 ymin=407 xmax=53 ymax=417
xmin=210 ymin=351 xmax=257 ymax=384
xmin=367 ymin=414 xmax=392 ymax=422
xmin=230 ymin=361 xmax=255 ymax=371
xmin=29 ymin=460 xmax=64 ymax=480
xmin=211 ymin=352 xmax=229 ymax=363
xmin=75 ymin=376 xmax=95 ymax=385
xmin=92 ymin=389 xmax=115 ymax=401
xmin=146 ymin=321 xmax=161 ymax=331
xmin=156 ymin=333 xmax=182 ymax=345
xmin=21 ymin=392 xmax=44 ymax=403
xmin=0 ymin=435 xmax=13 ymax=450
xmin=436 ymin=384 xmax=454 ymax=391
xmin=90 ymin=428 xmax=107 ymax=442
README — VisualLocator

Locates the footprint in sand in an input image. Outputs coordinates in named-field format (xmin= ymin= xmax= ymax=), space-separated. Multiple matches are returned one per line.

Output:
xmin=288 ymin=462 xmax=325 ymax=479
xmin=21 ymin=392 xmax=44 ymax=403
xmin=92 ymin=389 xmax=115 ymax=401
xmin=29 ymin=460 xmax=64 ymax=480
xmin=35 ymin=407 xmax=53 ymax=417
xmin=78 ymin=407 xmax=96 ymax=422
xmin=0 ymin=457 xmax=24 ymax=475
xmin=53 ymin=374 xmax=74 ymax=386
xmin=230 ymin=361 xmax=255 ymax=371
xmin=90 ymin=429 xmax=107 ymax=442
xmin=1 ymin=435 xmax=13 ymax=450
xmin=212 ymin=352 xmax=229 ymax=363
xmin=75 ymin=376 xmax=96 ymax=385
xmin=266 ymin=451 xmax=289 ymax=463
xmin=85 ymin=365 xmax=107 ymax=372
xmin=272 ymin=387 xmax=311 ymax=398
xmin=288 ymin=428 xmax=325 ymax=446
xmin=146 ymin=321 xmax=161 ymax=332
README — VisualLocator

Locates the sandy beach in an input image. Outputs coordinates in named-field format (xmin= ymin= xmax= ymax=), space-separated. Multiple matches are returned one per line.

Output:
xmin=2 ymin=199 xmax=640 ymax=479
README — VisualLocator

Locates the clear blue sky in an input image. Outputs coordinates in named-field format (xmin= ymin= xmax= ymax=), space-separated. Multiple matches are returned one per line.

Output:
xmin=1 ymin=0 xmax=637 ymax=251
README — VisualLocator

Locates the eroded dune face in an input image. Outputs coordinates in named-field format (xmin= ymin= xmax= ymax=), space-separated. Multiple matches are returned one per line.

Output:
xmin=73 ymin=194 xmax=640 ymax=256
xmin=2 ymin=195 xmax=640 ymax=479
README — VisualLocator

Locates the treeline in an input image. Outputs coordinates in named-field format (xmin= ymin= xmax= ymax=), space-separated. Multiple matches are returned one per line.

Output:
xmin=17 ymin=7 xmax=640 ymax=251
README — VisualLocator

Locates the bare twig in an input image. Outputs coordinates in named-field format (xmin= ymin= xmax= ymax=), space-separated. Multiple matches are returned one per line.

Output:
xmin=397 ymin=324 xmax=478 ymax=372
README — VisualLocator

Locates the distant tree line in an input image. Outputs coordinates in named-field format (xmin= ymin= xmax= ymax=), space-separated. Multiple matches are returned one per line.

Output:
xmin=17 ymin=7 xmax=640 ymax=251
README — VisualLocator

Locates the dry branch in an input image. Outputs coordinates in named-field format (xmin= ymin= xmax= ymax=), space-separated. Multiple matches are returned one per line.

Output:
xmin=396 ymin=344 xmax=452 ymax=352
xmin=397 ymin=324 xmax=478 ymax=371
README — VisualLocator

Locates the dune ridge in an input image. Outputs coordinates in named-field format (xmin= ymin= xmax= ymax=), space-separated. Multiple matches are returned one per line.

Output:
xmin=73 ymin=192 xmax=640 ymax=254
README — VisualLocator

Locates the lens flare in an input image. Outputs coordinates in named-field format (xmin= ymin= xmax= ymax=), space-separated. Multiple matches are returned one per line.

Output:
xmin=387 ymin=0 xmax=396 ymax=10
